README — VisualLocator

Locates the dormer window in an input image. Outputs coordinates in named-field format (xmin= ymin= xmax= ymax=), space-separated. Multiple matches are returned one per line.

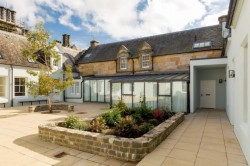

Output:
xmin=120 ymin=56 xmax=127 ymax=70
xmin=141 ymin=54 xmax=150 ymax=68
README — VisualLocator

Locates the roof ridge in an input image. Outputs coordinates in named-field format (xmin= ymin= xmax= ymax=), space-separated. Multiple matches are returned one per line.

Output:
xmin=0 ymin=29 xmax=26 ymax=40
xmin=95 ymin=25 xmax=220 ymax=47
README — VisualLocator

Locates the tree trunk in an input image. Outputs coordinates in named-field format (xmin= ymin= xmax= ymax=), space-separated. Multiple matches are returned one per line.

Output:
xmin=48 ymin=96 xmax=52 ymax=113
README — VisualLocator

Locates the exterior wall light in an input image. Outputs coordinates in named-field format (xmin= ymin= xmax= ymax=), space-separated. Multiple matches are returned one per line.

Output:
xmin=229 ymin=70 xmax=235 ymax=78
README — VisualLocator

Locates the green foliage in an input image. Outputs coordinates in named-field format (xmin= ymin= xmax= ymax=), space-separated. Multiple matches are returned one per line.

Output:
xmin=114 ymin=116 xmax=140 ymax=138
xmin=62 ymin=115 xmax=89 ymax=130
xmin=102 ymin=109 xmax=121 ymax=127
xmin=139 ymin=122 xmax=154 ymax=134
xmin=89 ymin=117 xmax=107 ymax=133
xmin=112 ymin=99 xmax=128 ymax=113
xmin=164 ymin=111 xmax=175 ymax=119
xmin=23 ymin=22 xmax=74 ymax=112
xmin=148 ymin=118 xmax=159 ymax=126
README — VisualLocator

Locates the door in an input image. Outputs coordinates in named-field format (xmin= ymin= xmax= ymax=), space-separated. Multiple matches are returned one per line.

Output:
xmin=200 ymin=80 xmax=216 ymax=108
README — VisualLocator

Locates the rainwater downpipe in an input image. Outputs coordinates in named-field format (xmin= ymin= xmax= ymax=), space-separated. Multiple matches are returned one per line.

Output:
xmin=10 ymin=65 xmax=13 ymax=107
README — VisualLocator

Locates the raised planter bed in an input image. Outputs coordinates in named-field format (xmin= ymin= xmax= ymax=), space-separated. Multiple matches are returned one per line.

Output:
xmin=29 ymin=104 xmax=74 ymax=112
xmin=39 ymin=112 xmax=184 ymax=162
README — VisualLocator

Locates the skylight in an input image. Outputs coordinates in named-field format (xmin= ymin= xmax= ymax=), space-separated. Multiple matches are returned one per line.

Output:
xmin=193 ymin=41 xmax=211 ymax=49
xmin=85 ymin=53 xmax=92 ymax=58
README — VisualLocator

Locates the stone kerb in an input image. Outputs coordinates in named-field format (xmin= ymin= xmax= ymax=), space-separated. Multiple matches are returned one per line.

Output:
xmin=38 ymin=112 xmax=184 ymax=161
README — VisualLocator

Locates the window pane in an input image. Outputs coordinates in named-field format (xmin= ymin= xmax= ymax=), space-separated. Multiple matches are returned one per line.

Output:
xmin=97 ymin=80 xmax=105 ymax=102
xmin=172 ymin=81 xmax=187 ymax=112
xmin=122 ymin=95 xmax=132 ymax=108
xmin=105 ymin=80 xmax=110 ymax=102
xmin=75 ymin=82 xmax=80 ymax=94
xmin=133 ymin=82 xmax=144 ymax=107
xmin=20 ymin=86 xmax=25 ymax=93
xmin=158 ymin=96 xmax=171 ymax=110
xmin=145 ymin=82 xmax=157 ymax=109
xmin=159 ymin=82 xmax=171 ymax=95
xmin=112 ymin=83 xmax=121 ymax=105
xmin=90 ymin=80 xmax=97 ymax=101
xmin=122 ymin=83 xmax=132 ymax=94
xmin=84 ymin=80 xmax=90 ymax=101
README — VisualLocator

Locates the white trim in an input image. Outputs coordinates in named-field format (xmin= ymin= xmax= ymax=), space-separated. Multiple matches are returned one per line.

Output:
xmin=141 ymin=54 xmax=150 ymax=68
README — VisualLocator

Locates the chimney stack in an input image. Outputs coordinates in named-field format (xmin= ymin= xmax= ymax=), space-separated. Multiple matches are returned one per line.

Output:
xmin=218 ymin=15 xmax=229 ymax=38
xmin=0 ymin=7 xmax=5 ymax=20
xmin=6 ymin=8 xmax=11 ymax=22
xmin=11 ymin=10 xmax=16 ymax=23
xmin=90 ymin=40 xmax=99 ymax=48
xmin=62 ymin=34 xmax=70 ymax=47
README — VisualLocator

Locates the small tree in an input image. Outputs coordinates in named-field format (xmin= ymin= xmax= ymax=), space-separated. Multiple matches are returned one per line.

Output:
xmin=23 ymin=22 xmax=74 ymax=113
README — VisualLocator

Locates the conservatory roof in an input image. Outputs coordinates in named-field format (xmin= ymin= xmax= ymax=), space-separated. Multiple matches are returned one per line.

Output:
xmin=82 ymin=72 xmax=189 ymax=82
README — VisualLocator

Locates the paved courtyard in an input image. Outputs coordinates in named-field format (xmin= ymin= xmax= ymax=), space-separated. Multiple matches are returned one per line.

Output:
xmin=0 ymin=104 xmax=248 ymax=166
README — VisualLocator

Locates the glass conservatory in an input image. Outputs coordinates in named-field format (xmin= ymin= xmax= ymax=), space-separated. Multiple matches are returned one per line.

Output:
xmin=83 ymin=72 xmax=189 ymax=112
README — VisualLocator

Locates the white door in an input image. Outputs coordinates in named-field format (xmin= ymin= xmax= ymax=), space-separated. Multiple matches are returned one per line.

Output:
xmin=200 ymin=80 xmax=216 ymax=108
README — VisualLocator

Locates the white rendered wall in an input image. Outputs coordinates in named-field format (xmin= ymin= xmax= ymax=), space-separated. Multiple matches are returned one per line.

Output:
xmin=0 ymin=65 xmax=11 ymax=106
xmin=190 ymin=58 xmax=227 ymax=113
xmin=65 ymin=78 xmax=83 ymax=103
xmin=225 ymin=0 xmax=250 ymax=163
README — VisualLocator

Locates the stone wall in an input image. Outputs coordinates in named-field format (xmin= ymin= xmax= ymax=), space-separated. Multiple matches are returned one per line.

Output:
xmin=78 ymin=50 xmax=222 ymax=76
xmin=29 ymin=104 xmax=74 ymax=112
xmin=39 ymin=112 xmax=184 ymax=161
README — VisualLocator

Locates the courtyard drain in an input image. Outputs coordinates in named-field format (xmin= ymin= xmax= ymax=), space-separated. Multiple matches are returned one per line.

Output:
xmin=54 ymin=152 xmax=67 ymax=158
xmin=76 ymin=112 xmax=87 ymax=114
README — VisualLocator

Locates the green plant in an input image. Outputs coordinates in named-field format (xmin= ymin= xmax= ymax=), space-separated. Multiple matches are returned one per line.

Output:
xmin=113 ymin=99 xmax=128 ymax=112
xmin=164 ymin=111 xmax=175 ymax=119
xmin=139 ymin=122 xmax=154 ymax=134
xmin=114 ymin=116 xmax=140 ymax=138
xmin=89 ymin=117 xmax=107 ymax=133
xmin=102 ymin=109 xmax=121 ymax=127
xmin=62 ymin=115 xmax=82 ymax=129
xmin=148 ymin=118 xmax=159 ymax=126
xmin=152 ymin=109 xmax=165 ymax=120
xmin=75 ymin=121 xmax=90 ymax=131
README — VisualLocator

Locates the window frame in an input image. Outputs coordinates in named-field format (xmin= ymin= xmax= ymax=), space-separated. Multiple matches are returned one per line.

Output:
xmin=141 ymin=54 xmax=150 ymax=68
xmin=14 ymin=77 xmax=26 ymax=97
xmin=0 ymin=77 xmax=6 ymax=97
xmin=120 ymin=56 xmax=127 ymax=70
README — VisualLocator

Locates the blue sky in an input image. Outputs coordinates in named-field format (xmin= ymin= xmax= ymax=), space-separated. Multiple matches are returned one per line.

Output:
xmin=1 ymin=0 xmax=229 ymax=49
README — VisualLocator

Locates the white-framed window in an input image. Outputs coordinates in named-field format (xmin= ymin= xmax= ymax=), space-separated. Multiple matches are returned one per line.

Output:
xmin=193 ymin=41 xmax=211 ymax=48
xmin=0 ymin=77 xmax=6 ymax=97
xmin=70 ymin=82 xmax=80 ymax=95
xmin=120 ymin=56 xmax=127 ymax=70
xmin=141 ymin=54 xmax=150 ymax=68
xmin=14 ymin=78 xmax=26 ymax=96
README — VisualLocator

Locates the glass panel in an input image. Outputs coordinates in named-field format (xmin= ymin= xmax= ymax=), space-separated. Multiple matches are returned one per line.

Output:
xmin=172 ymin=81 xmax=187 ymax=112
xmin=145 ymin=82 xmax=157 ymax=109
xmin=122 ymin=83 xmax=132 ymax=95
xmin=97 ymin=80 xmax=105 ymax=102
xmin=122 ymin=95 xmax=132 ymax=108
xmin=84 ymin=80 xmax=90 ymax=101
xmin=90 ymin=80 xmax=97 ymax=101
xmin=133 ymin=82 xmax=144 ymax=107
xmin=112 ymin=83 xmax=121 ymax=105
xmin=159 ymin=82 xmax=171 ymax=95
xmin=105 ymin=80 xmax=110 ymax=102
xmin=75 ymin=82 xmax=80 ymax=94
xmin=158 ymin=96 xmax=171 ymax=110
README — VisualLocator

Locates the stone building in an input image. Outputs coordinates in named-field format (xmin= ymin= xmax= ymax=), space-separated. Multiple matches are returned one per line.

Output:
xmin=69 ymin=20 xmax=226 ymax=113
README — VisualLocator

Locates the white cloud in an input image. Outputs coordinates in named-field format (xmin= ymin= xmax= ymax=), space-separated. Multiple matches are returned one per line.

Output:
xmin=1 ymin=0 xmax=229 ymax=40
xmin=201 ymin=9 xmax=228 ymax=26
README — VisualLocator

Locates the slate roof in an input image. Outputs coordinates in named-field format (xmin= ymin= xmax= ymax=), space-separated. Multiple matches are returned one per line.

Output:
xmin=77 ymin=25 xmax=223 ymax=64
xmin=0 ymin=30 xmax=42 ymax=68
xmin=57 ymin=44 xmax=83 ymax=73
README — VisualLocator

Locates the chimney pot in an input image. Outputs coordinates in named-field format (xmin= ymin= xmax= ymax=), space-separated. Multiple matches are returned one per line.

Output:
xmin=0 ymin=7 xmax=5 ymax=20
xmin=6 ymin=8 xmax=11 ymax=22
xmin=62 ymin=34 xmax=70 ymax=47
xmin=90 ymin=40 xmax=99 ymax=48
xmin=11 ymin=10 xmax=16 ymax=23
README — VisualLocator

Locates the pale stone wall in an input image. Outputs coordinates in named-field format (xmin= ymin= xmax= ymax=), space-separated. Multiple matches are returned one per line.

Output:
xmin=78 ymin=50 xmax=222 ymax=76
xmin=39 ymin=112 xmax=184 ymax=162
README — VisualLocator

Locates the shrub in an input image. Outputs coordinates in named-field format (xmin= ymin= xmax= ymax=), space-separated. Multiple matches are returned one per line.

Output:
xmin=114 ymin=116 xmax=140 ymax=138
xmin=89 ymin=117 xmax=107 ymax=133
xmin=133 ymin=106 xmax=153 ymax=120
xmin=152 ymin=109 xmax=165 ymax=120
xmin=113 ymin=99 xmax=127 ymax=112
xmin=62 ymin=115 xmax=81 ymax=129
xmin=165 ymin=111 xmax=175 ymax=119
xmin=75 ymin=121 xmax=89 ymax=131
xmin=102 ymin=109 xmax=121 ymax=127
xmin=139 ymin=122 xmax=154 ymax=134
xmin=148 ymin=118 xmax=159 ymax=126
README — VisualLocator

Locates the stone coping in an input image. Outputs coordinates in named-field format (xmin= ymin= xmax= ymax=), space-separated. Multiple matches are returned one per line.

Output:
xmin=29 ymin=104 xmax=74 ymax=112
xmin=39 ymin=112 xmax=184 ymax=161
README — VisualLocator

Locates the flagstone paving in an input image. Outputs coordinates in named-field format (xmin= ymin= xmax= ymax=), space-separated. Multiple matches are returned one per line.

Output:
xmin=137 ymin=109 xmax=248 ymax=166
xmin=0 ymin=105 xmax=248 ymax=166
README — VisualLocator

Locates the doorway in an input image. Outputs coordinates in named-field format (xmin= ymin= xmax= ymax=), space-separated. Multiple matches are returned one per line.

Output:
xmin=200 ymin=80 xmax=216 ymax=108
